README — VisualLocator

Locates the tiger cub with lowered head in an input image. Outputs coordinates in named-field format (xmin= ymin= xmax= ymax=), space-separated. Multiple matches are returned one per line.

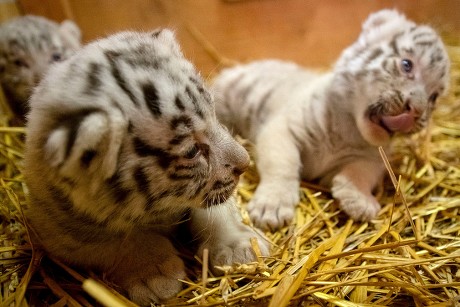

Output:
xmin=24 ymin=29 xmax=269 ymax=305
xmin=212 ymin=10 xmax=450 ymax=230
xmin=0 ymin=15 xmax=81 ymax=122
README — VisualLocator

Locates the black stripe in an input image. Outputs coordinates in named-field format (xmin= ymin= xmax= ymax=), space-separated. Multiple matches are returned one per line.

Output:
xmin=389 ymin=31 xmax=404 ymax=56
xmin=132 ymin=137 xmax=176 ymax=169
xmin=142 ymin=82 xmax=162 ymax=117
xmin=365 ymin=47 xmax=383 ymax=64
xmin=106 ymin=171 xmax=132 ymax=204
xmin=212 ymin=180 xmax=233 ymax=190
xmin=133 ymin=165 xmax=150 ymax=196
xmin=170 ymin=115 xmax=193 ymax=130
xmin=169 ymin=133 xmax=188 ymax=145
xmin=191 ymin=179 xmax=208 ymax=198
xmin=415 ymin=40 xmax=435 ymax=47
xmin=189 ymin=76 xmax=212 ymax=104
xmin=185 ymin=86 xmax=204 ymax=118
xmin=175 ymin=95 xmax=185 ymax=111
xmin=41 ymin=187 xmax=119 ymax=243
xmin=80 ymin=149 xmax=97 ymax=168
xmin=174 ymin=164 xmax=196 ymax=171
xmin=169 ymin=173 xmax=195 ymax=180
xmin=85 ymin=62 xmax=102 ymax=95
xmin=105 ymin=50 xmax=139 ymax=106
xmin=58 ymin=108 xmax=101 ymax=160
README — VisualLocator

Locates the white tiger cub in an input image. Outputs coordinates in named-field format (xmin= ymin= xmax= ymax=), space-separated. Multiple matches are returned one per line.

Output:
xmin=0 ymin=15 xmax=81 ymax=122
xmin=24 ymin=30 xmax=269 ymax=305
xmin=212 ymin=10 xmax=450 ymax=230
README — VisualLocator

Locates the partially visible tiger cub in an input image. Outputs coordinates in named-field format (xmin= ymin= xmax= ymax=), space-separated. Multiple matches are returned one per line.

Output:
xmin=24 ymin=29 xmax=269 ymax=305
xmin=0 ymin=15 xmax=81 ymax=122
xmin=212 ymin=10 xmax=450 ymax=230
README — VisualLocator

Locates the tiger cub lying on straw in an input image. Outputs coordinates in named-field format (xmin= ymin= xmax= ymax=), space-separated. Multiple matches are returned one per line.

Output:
xmin=212 ymin=9 xmax=450 ymax=230
xmin=24 ymin=30 xmax=269 ymax=305
xmin=0 ymin=15 xmax=81 ymax=122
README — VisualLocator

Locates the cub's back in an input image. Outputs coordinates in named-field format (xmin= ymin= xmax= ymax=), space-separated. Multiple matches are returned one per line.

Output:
xmin=212 ymin=60 xmax=318 ymax=140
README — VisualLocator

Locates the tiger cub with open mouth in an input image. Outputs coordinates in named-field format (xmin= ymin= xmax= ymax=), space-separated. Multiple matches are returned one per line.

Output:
xmin=212 ymin=9 xmax=450 ymax=230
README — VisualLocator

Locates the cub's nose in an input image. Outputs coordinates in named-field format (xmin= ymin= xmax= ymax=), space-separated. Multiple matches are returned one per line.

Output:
xmin=231 ymin=149 xmax=250 ymax=176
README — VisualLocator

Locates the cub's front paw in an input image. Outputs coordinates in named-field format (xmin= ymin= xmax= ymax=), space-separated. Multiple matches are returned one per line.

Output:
xmin=332 ymin=184 xmax=381 ymax=221
xmin=205 ymin=227 xmax=270 ymax=273
xmin=247 ymin=191 xmax=297 ymax=230
xmin=113 ymin=253 xmax=186 ymax=306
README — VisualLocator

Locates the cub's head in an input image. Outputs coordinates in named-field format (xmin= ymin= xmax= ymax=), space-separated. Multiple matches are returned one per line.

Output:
xmin=0 ymin=15 xmax=81 ymax=118
xmin=25 ymin=30 xmax=249 ymax=226
xmin=334 ymin=10 xmax=450 ymax=146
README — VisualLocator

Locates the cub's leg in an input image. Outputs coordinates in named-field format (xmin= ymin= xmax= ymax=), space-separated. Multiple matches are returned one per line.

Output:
xmin=190 ymin=199 xmax=270 ymax=272
xmin=248 ymin=122 xmax=302 ymax=230
xmin=107 ymin=231 xmax=186 ymax=306
xmin=330 ymin=160 xmax=384 ymax=221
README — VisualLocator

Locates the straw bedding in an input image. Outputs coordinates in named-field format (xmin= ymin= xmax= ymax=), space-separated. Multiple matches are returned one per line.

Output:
xmin=0 ymin=37 xmax=459 ymax=307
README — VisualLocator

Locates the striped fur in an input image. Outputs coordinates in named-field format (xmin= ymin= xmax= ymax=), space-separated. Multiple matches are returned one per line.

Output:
xmin=0 ymin=15 xmax=81 ymax=121
xmin=24 ymin=30 xmax=269 ymax=305
xmin=212 ymin=10 xmax=450 ymax=230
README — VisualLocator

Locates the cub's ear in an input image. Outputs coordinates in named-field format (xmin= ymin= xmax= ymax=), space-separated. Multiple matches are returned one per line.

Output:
xmin=358 ymin=9 xmax=413 ymax=46
xmin=362 ymin=9 xmax=405 ymax=31
xmin=150 ymin=28 xmax=182 ymax=56
xmin=59 ymin=20 xmax=82 ymax=49
xmin=44 ymin=108 xmax=128 ymax=181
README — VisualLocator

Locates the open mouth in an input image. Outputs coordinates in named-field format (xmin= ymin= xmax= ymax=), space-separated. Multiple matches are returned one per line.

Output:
xmin=370 ymin=110 xmax=416 ymax=134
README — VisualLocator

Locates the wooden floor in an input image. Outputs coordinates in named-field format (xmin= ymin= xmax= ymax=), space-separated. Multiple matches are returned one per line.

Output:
xmin=17 ymin=0 xmax=460 ymax=78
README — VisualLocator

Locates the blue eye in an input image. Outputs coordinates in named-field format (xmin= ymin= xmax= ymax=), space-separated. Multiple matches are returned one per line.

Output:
xmin=401 ymin=59 xmax=413 ymax=73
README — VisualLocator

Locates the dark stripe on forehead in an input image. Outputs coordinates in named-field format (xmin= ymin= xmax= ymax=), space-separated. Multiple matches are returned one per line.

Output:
xmin=365 ymin=47 xmax=383 ymax=64
xmin=142 ymin=82 xmax=162 ymax=117
xmin=170 ymin=115 xmax=193 ymax=130
xmin=189 ymin=76 xmax=212 ymax=105
xmin=175 ymin=96 xmax=185 ymax=111
xmin=185 ymin=86 xmax=205 ymax=118
xmin=412 ymin=30 xmax=435 ymax=40
xmin=132 ymin=137 xmax=176 ymax=169
xmin=389 ymin=31 xmax=404 ymax=56
xmin=415 ymin=40 xmax=435 ymax=47
xmin=85 ymin=62 xmax=102 ymax=95
xmin=105 ymin=50 xmax=139 ymax=106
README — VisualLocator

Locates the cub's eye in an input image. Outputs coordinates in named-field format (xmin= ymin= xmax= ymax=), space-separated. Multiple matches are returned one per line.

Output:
xmin=51 ymin=52 xmax=62 ymax=62
xmin=401 ymin=59 xmax=413 ymax=73
xmin=13 ymin=59 xmax=28 ymax=68
xmin=184 ymin=145 xmax=200 ymax=159
xmin=429 ymin=92 xmax=439 ymax=104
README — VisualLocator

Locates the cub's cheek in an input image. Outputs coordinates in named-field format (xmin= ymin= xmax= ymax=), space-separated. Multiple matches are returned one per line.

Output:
xmin=356 ymin=115 xmax=391 ymax=146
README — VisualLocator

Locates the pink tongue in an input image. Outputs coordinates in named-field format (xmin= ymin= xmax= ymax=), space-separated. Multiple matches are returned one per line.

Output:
xmin=381 ymin=112 xmax=415 ymax=133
